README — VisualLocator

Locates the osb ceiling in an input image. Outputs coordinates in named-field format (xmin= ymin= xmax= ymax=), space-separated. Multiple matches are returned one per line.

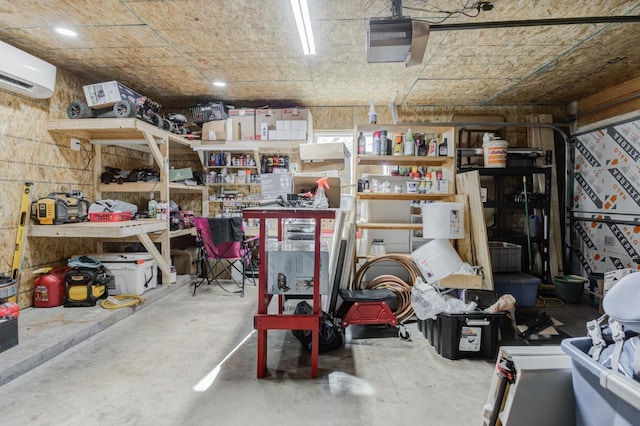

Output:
xmin=1 ymin=0 xmax=640 ymax=109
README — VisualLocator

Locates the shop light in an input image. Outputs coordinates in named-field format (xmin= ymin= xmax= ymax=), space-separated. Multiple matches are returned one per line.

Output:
xmin=55 ymin=27 xmax=77 ymax=37
xmin=290 ymin=0 xmax=315 ymax=55
xmin=212 ymin=81 xmax=226 ymax=87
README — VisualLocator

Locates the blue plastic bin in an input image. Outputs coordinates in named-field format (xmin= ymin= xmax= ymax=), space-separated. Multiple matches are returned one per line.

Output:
xmin=561 ymin=337 xmax=640 ymax=426
xmin=492 ymin=272 xmax=540 ymax=308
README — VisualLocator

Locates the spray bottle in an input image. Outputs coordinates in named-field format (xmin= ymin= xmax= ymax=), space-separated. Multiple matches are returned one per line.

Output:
xmin=368 ymin=100 xmax=377 ymax=124
xmin=313 ymin=177 xmax=330 ymax=209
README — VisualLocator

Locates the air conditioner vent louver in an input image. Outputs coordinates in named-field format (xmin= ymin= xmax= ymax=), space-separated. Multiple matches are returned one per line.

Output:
xmin=0 ymin=73 xmax=34 ymax=90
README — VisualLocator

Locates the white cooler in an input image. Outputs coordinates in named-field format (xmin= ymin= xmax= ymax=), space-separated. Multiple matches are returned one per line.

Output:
xmin=84 ymin=253 xmax=157 ymax=295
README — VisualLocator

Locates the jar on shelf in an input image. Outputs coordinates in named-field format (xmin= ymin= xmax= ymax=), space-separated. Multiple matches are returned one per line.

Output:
xmin=370 ymin=239 xmax=387 ymax=256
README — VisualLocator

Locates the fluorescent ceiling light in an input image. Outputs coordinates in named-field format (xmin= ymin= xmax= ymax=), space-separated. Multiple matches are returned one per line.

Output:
xmin=212 ymin=81 xmax=226 ymax=87
xmin=290 ymin=0 xmax=315 ymax=55
xmin=55 ymin=27 xmax=77 ymax=37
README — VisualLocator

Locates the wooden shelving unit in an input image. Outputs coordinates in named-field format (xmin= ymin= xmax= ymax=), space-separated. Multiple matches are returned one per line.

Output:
xmin=42 ymin=118 xmax=206 ymax=284
xmin=353 ymin=123 xmax=458 ymax=256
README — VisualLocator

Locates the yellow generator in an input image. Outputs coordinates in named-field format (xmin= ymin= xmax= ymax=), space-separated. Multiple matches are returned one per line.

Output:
xmin=30 ymin=192 xmax=90 ymax=225
xmin=64 ymin=267 xmax=112 ymax=307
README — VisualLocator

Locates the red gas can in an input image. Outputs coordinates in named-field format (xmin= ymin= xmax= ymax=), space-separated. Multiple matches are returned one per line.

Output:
xmin=33 ymin=267 xmax=70 ymax=308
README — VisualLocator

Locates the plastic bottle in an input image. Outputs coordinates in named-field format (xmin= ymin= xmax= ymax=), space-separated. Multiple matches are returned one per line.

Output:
xmin=404 ymin=129 xmax=415 ymax=156
xmin=368 ymin=100 xmax=377 ymax=124
xmin=416 ymin=136 xmax=427 ymax=156
xmin=381 ymin=130 xmax=389 ymax=155
xmin=370 ymin=239 xmax=387 ymax=256
xmin=393 ymin=134 xmax=404 ymax=156
xmin=372 ymin=131 xmax=382 ymax=155
xmin=148 ymin=199 xmax=157 ymax=219
xmin=438 ymin=137 xmax=448 ymax=156
xmin=357 ymin=131 xmax=366 ymax=154
xmin=428 ymin=137 xmax=438 ymax=156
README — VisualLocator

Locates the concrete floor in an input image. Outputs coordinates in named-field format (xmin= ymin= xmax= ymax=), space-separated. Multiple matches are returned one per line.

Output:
xmin=0 ymin=278 xmax=599 ymax=426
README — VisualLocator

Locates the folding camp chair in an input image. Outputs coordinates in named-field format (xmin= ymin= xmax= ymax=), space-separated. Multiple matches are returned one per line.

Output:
xmin=192 ymin=216 xmax=259 ymax=297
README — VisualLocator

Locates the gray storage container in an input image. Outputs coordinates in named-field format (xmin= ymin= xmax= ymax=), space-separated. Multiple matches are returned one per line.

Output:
xmin=488 ymin=241 xmax=522 ymax=272
xmin=561 ymin=337 xmax=640 ymax=426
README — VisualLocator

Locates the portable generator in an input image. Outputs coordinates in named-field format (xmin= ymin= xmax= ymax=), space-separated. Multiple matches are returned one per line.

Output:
xmin=31 ymin=192 xmax=90 ymax=225
xmin=64 ymin=267 xmax=112 ymax=307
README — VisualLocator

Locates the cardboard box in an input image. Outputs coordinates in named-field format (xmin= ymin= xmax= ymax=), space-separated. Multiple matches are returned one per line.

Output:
xmin=171 ymin=247 xmax=199 ymax=275
xmin=283 ymin=108 xmax=312 ymax=139
xmin=438 ymin=274 xmax=483 ymax=290
xmin=201 ymin=120 xmax=226 ymax=141
xmin=282 ymin=107 xmax=312 ymax=122
xmin=229 ymin=108 xmax=256 ymax=140
xmin=267 ymin=241 xmax=329 ymax=295
xmin=226 ymin=118 xmax=240 ymax=141
xmin=168 ymin=167 xmax=193 ymax=182
xmin=255 ymin=109 xmax=282 ymax=140
xmin=299 ymin=143 xmax=348 ymax=172
xmin=83 ymin=80 xmax=143 ymax=108
xmin=293 ymin=176 xmax=341 ymax=208
xmin=299 ymin=143 xmax=347 ymax=161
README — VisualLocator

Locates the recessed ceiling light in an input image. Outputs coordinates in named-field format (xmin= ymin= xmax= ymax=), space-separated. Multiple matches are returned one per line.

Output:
xmin=212 ymin=81 xmax=226 ymax=87
xmin=55 ymin=27 xmax=77 ymax=37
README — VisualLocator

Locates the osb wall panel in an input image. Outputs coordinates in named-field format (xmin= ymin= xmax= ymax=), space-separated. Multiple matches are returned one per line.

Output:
xmin=0 ymin=69 xmax=96 ymax=307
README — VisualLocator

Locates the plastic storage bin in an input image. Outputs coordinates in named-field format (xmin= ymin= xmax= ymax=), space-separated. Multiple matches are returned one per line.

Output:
xmin=425 ymin=311 xmax=505 ymax=360
xmin=493 ymin=272 xmax=541 ymax=308
xmin=561 ymin=337 xmax=640 ymax=426
xmin=488 ymin=242 xmax=522 ymax=272
xmin=0 ymin=317 xmax=18 ymax=354
xmin=84 ymin=253 xmax=157 ymax=295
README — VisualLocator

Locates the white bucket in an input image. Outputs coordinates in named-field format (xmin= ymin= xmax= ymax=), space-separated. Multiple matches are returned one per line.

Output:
xmin=483 ymin=139 xmax=509 ymax=168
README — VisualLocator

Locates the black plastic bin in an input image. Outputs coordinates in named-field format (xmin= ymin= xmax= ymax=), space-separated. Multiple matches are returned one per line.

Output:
xmin=0 ymin=317 xmax=18 ymax=353
xmin=426 ymin=311 xmax=505 ymax=360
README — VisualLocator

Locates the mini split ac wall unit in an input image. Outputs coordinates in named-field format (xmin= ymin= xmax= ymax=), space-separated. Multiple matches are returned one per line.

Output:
xmin=0 ymin=40 xmax=56 ymax=99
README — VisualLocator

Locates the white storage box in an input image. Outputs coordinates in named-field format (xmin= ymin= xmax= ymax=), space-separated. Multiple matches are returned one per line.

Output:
xmin=85 ymin=253 xmax=157 ymax=295
xmin=267 ymin=241 xmax=328 ymax=295
xmin=421 ymin=202 xmax=465 ymax=239
xmin=411 ymin=239 xmax=464 ymax=284
xmin=82 ymin=81 xmax=143 ymax=108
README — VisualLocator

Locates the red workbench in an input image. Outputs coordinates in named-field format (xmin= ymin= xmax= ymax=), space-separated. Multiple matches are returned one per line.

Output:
xmin=242 ymin=207 xmax=336 ymax=378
